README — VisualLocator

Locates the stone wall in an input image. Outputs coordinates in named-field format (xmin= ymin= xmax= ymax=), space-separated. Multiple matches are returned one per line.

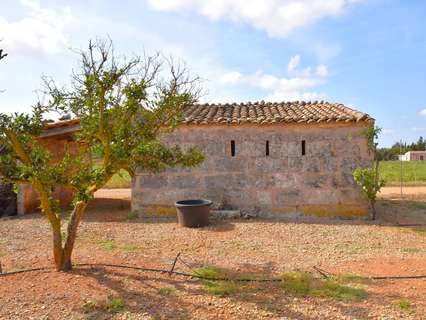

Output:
xmin=132 ymin=122 xmax=373 ymax=218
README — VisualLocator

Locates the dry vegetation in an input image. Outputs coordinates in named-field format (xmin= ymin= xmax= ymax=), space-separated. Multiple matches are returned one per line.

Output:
xmin=0 ymin=189 xmax=426 ymax=319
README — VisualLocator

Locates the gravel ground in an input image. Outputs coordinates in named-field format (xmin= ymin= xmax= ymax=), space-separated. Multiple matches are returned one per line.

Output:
xmin=0 ymin=195 xmax=426 ymax=319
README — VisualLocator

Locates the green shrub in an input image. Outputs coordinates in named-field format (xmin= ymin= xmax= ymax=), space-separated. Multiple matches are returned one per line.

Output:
xmin=127 ymin=211 xmax=139 ymax=220
xmin=394 ymin=299 xmax=412 ymax=310
xmin=106 ymin=296 xmax=125 ymax=313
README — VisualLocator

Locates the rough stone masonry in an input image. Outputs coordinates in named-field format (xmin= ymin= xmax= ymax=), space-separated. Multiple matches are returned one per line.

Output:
xmin=132 ymin=101 xmax=374 ymax=218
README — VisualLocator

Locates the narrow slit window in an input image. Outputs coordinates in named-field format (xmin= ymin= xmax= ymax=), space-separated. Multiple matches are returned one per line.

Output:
xmin=231 ymin=140 xmax=236 ymax=157
xmin=301 ymin=140 xmax=306 ymax=156
xmin=266 ymin=140 xmax=270 ymax=156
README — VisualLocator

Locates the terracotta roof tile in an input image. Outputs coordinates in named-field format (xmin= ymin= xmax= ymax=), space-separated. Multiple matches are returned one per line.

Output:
xmin=182 ymin=101 xmax=373 ymax=125
xmin=44 ymin=118 xmax=80 ymax=129
xmin=43 ymin=101 xmax=373 ymax=131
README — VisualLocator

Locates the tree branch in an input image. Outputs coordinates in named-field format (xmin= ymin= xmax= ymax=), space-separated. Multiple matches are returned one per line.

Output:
xmin=0 ymin=49 xmax=7 ymax=61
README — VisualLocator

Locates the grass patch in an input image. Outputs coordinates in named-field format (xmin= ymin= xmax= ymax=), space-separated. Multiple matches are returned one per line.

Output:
xmin=106 ymin=296 xmax=125 ymax=313
xmin=0 ymin=250 xmax=7 ymax=257
xmin=394 ymin=299 xmax=412 ymax=310
xmin=100 ymin=239 xmax=117 ymax=250
xmin=311 ymin=280 xmax=368 ymax=301
xmin=193 ymin=266 xmax=223 ymax=279
xmin=379 ymin=160 xmax=426 ymax=185
xmin=332 ymin=273 xmax=370 ymax=284
xmin=82 ymin=299 xmax=97 ymax=313
xmin=401 ymin=247 xmax=422 ymax=254
xmin=192 ymin=267 xmax=368 ymax=301
xmin=103 ymin=169 xmax=131 ymax=189
xmin=201 ymin=279 xmax=239 ymax=297
xmin=126 ymin=211 xmax=139 ymax=220
xmin=279 ymin=272 xmax=368 ymax=301
xmin=158 ymin=286 xmax=177 ymax=296
xmin=82 ymin=296 xmax=126 ymax=314
xmin=193 ymin=266 xmax=239 ymax=297
xmin=412 ymin=228 xmax=426 ymax=236
xmin=279 ymin=272 xmax=312 ymax=296
xmin=122 ymin=243 xmax=141 ymax=252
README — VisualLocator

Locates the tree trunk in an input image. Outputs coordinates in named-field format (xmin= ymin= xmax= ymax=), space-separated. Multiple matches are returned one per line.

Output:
xmin=52 ymin=224 xmax=64 ymax=271
xmin=371 ymin=200 xmax=377 ymax=220
xmin=61 ymin=201 xmax=88 ymax=271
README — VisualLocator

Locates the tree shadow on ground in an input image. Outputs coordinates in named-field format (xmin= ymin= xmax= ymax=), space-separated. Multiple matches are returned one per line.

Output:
xmin=376 ymin=198 xmax=426 ymax=225
xmin=70 ymin=264 xmax=399 ymax=320
xmin=72 ymin=266 xmax=311 ymax=319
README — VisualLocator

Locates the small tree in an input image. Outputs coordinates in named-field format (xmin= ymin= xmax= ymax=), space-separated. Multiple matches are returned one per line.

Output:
xmin=353 ymin=126 xmax=384 ymax=220
xmin=0 ymin=39 xmax=204 ymax=271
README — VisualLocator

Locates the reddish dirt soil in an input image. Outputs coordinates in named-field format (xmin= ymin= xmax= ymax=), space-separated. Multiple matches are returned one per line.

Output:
xmin=0 ymin=191 xmax=425 ymax=319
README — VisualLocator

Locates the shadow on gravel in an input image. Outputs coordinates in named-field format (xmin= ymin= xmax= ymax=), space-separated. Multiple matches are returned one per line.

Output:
xmin=72 ymin=265 xmax=377 ymax=320
xmin=376 ymin=198 xmax=426 ymax=225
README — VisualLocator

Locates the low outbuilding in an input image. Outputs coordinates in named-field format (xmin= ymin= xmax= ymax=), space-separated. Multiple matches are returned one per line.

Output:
xmin=132 ymin=100 xmax=374 ymax=218
xmin=5 ymin=100 xmax=374 ymax=218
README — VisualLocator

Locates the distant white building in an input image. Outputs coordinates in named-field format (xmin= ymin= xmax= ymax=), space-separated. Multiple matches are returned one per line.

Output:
xmin=399 ymin=151 xmax=426 ymax=161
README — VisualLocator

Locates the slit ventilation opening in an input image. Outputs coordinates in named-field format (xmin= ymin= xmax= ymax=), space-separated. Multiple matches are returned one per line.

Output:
xmin=231 ymin=140 xmax=236 ymax=157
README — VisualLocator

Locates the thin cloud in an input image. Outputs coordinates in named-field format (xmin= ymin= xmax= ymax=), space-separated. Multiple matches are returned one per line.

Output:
xmin=287 ymin=55 xmax=300 ymax=73
xmin=148 ymin=0 xmax=365 ymax=37
xmin=216 ymin=55 xmax=328 ymax=101
xmin=412 ymin=127 xmax=426 ymax=132
xmin=0 ymin=0 xmax=72 ymax=56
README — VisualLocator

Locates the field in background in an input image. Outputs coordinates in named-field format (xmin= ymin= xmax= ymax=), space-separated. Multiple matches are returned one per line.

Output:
xmin=380 ymin=161 xmax=426 ymax=186
xmin=103 ymin=169 xmax=131 ymax=189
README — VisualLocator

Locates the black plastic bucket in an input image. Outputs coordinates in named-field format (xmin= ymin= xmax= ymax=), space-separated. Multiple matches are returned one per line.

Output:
xmin=175 ymin=199 xmax=212 ymax=228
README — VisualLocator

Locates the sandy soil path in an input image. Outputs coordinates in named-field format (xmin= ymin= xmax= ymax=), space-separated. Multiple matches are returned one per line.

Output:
xmin=379 ymin=186 xmax=426 ymax=197
xmin=94 ymin=188 xmax=131 ymax=199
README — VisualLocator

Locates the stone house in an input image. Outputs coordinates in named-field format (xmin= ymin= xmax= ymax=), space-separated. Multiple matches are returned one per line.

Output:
xmin=4 ymin=100 xmax=374 ymax=218
xmin=132 ymin=101 xmax=374 ymax=218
